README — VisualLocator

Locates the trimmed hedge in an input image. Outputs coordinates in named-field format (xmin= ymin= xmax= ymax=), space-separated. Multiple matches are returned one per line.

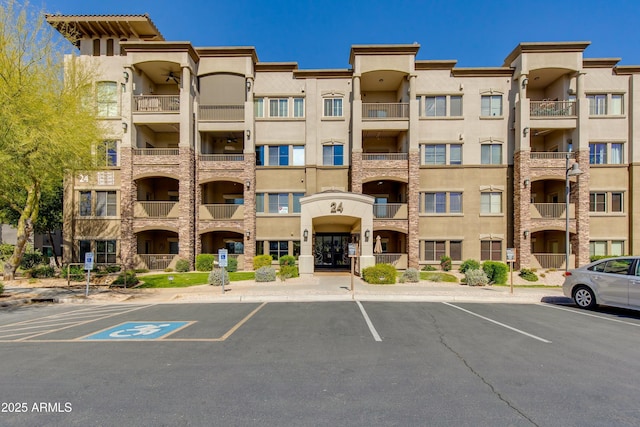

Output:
xmin=440 ymin=255 xmax=452 ymax=271
xmin=253 ymin=255 xmax=273 ymax=270
xmin=482 ymin=261 xmax=508 ymax=285
xmin=279 ymin=255 xmax=296 ymax=266
xmin=175 ymin=258 xmax=190 ymax=273
xmin=362 ymin=263 xmax=397 ymax=285
xmin=195 ymin=254 xmax=215 ymax=271
xmin=278 ymin=265 xmax=299 ymax=281
xmin=459 ymin=259 xmax=481 ymax=274
xmin=112 ymin=270 xmax=139 ymax=286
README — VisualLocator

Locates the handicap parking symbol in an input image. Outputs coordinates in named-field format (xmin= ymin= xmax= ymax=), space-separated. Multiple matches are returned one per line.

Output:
xmin=83 ymin=322 xmax=190 ymax=340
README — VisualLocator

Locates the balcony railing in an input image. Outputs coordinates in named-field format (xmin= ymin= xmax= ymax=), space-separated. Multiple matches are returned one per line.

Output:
xmin=531 ymin=203 xmax=574 ymax=219
xmin=533 ymin=253 xmax=566 ymax=269
xmin=134 ymin=148 xmax=180 ymax=156
xmin=200 ymin=204 xmax=245 ymax=220
xmin=362 ymin=103 xmax=409 ymax=119
xmin=138 ymin=254 xmax=175 ymax=270
xmin=373 ymin=203 xmax=408 ymax=219
xmin=530 ymin=100 xmax=576 ymax=117
xmin=362 ymin=153 xmax=408 ymax=161
xmin=530 ymin=151 xmax=575 ymax=160
xmin=374 ymin=253 xmax=408 ymax=269
xmin=134 ymin=201 xmax=179 ymax=218
xmin=134 ymin=95 xmax=180 ymax=113
xmin=199 ymin=154 xmax=245 ymax=162
xmin=199 ymin=105 xmax=244 ymax=121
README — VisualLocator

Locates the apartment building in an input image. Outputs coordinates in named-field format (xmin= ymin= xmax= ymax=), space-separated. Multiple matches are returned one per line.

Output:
xmin=47 ymin=14 xmax=640 ymax=274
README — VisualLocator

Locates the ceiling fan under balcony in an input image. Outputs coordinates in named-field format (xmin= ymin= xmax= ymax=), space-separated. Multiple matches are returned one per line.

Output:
xmin=162 ymin=71 xmax=180 ymax=84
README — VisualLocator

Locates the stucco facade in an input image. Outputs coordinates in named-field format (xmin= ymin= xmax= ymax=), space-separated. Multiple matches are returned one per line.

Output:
xmin=48 ymin=15 xmax=640 ymax=273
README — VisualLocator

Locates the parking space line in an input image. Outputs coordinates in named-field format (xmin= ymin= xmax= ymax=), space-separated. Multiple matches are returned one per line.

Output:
xmin=356 ymin=301 xmax=382 ymax=342
xmin=539 ymin=303 xmax=640 ymax=327
xmin=218 ymin=302 xmax=267 ymax=341
xmin=443 ymin=302 xmax=552 ymax=343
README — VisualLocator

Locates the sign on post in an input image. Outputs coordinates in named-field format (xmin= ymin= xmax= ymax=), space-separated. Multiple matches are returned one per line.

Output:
xmin=506 ymin=248 xmax=516 ymax=294
xmin=84 ymin=252 xmax=94 ymax=297
xmin=218 ymin=249 xmax=228 ymax=294
xmin=348 ymin=243 xmax=357 ymax=257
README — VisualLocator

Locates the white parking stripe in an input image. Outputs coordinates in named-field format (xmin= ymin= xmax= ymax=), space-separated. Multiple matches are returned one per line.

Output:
xmin=356 ymin=301 xmax=382 ymax=342
xmin=443 ymin=302 xmax=552 ymax=343
xmin=539 ymin=303 xmax=640 ymax=327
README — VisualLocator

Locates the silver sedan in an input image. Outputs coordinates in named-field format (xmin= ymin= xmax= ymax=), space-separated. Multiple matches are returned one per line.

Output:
xmin=563 ymin=256 xmax=640 ymax=310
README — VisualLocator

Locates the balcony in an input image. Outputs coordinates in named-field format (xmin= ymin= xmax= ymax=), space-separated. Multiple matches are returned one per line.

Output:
xmin=362 ymin=103 xmax=409 ymax=120
xmin=532 ymin=253 xmax=571 ymax=270
xmin=530 ymin=100 xmax=576 ymax=117
xmin=530 ymin=203 xmax=575 ymax=219
xmin=362 ymin=153 xmax=408 ymax=161
xmin=134 ymin=201 xmax=179 ymax=218
xmin=134 ymin=95 xmax=180 ymax=113
xmin=138 ymin=254 xmax=176 ymax=271
xmin=134 ymin=148 xmax=180 ymax=156
xmin=373 ymin=203 xmax=408 ymax=219
xmin=199 ymin=154 xmax=244 ymax=162
xmin=199 ymin=204 xmax=245 ymax=220
xmin=374 ymin=253 xmax=408 ymax=269
xmin=199 ymin=105 xmax=244 ymax=121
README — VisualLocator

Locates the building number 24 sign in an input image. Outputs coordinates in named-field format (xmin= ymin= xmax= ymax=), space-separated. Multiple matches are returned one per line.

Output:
xmin=330 ymin=202 xmax=344 ymax=213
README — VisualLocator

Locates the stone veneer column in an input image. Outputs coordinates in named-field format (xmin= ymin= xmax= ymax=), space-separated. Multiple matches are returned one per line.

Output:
xmin=513 ymin=150 xmax=532 ymax=269
xmin=351 ymin=151 xmax=363 ymax=193
xmin=573 ymin=150 xmax=590 ymax=268
xmin=243 ymin=153 xmax=256 ymax=267
xmin=407 ymin=150 xmax=420 ymax=269
xmin=179 ymin=147 xmax=195 ymax=267
xmin=119 ymin=147 xmax=136 ymax=269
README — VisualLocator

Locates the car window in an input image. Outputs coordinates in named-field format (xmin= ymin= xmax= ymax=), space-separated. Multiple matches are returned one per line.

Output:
xmin=603 ymin=259 xmax=634 ymax=275
xmin=589 ymin=262 xmax=606 ymax=272
xmin=634 ymin=262 xmax=640 ymax=277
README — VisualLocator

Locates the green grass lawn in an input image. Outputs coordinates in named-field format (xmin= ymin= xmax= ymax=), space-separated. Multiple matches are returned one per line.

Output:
xmin=137 ymin=271 xmax=255 ymax=288
xmin=420 ymin=272 xmax=458 ymax=283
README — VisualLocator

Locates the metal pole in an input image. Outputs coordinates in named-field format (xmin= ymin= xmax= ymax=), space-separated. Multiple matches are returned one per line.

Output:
xmin=85 ymin=269 xmax=90 ymax=297
xmin=221 ymin=266 xmax=225 ymax=294
xmin=565 ymin=153 xmax=570 ymax=273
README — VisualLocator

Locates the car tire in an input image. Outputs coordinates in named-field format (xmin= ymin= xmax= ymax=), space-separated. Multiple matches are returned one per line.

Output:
xmin=573 ymin=286 xmax=597 ymax=310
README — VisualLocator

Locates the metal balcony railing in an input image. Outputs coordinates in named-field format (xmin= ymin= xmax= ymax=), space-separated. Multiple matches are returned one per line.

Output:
xmin=199 ymin=154 xmax=245 ymax=162
xmin=135 ymin=201 xmax=179 ymax=218
xmin=134 ymin=95 xmax=180 ymax=112
xmin=373 ymin=203 xmax=408 ymax=219
xmin=362 ymin=153 xmax=408 ymax=161
xmin=362 ymin=103 xmax=409 ymax=119
xmin=200 ymin=204 xmax=244 ymax=220
xmin=531 ymin=203 xmax=567 ymax=218
xmin=199 ymin=105 xmax=245 ymax=121
xmin=529 ymin=151 xmax=575 ymax=160
xmin=530 ymin=100 xmax=576 ymax=117
xmin=533 ymin=253 xmax=566 ymax=269
xmin=374 ymin=253 xmax=408 ymax=269
xmin=139 ymin=254 xmax=175 ymax=270
xmin=134 ymin=148 xmax=180 ymax=156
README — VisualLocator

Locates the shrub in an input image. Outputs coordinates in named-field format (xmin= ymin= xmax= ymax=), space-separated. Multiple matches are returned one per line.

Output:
xmin=399 ymin=268 xmax=420 ymax=283
xmin=255 ymin=266 xmax=276 ymax=282
xmin=278 ymin=265 xmax=299 ymax=281
xmin=175 ymin=258 xmax=190 ymax=273
xmin=164 ymin=268 xmax=173 ymax=272
xmin=0 ymin=281 xmax=4 ymax=295
xmin=422 ymin=265 xmax=437 ymax=271
xmin=20 ymin=250 xmax=43 ymax=270
xmin=0 ymin=244 xmax=14 ymax=260
xmin=482 ymin=261 xmax=508 ymax=285
xmin=208 ymin=268 xmax=230 ymax=286
xmin=253 ymin=255 xmax=273 ymax=270
xmin=112 ymin=270 xmax=139 ymax=286
xmin=440 ymin=255 xmax=452 ymax=271
xmin=29 ymin=265 xmax=55 ymax=278
xmin=519 ymin=268 xmax=539 ymax=282
xmin=362 ymin=263 xmax=397 ymax=285
xmin=196 ymin=254 xmax=215 ymax=271
xmin=465 ymin=269 xmax=490 ymax=286
xmin=61 ymin=265 xmax=86 ymax=281
xmin=459 ymin=259 xmax=481 ymax=274
xmin=227 ymin=257 xmax=238 ymax=273
xmin=279 ymin=255 xmax=296 ymax=266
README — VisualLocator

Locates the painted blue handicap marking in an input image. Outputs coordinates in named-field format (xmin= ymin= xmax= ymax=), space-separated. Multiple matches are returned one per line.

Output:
xmin=83 ymin=322 xmax=190 ymax=340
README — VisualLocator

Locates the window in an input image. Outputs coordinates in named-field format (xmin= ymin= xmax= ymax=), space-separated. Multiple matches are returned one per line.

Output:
xmin=268 ymin=145 xmax=289 ymax=166
xmin=256 ymin=146 xmax=265 ymax=166
xmin=424 ymin=241 xmax=445 ymax=261
xmin=481 ymin=95 xmax=502 ymax=117
xmin=293 ymin=98 xmax=304 ymax=117
xmin=96 ymin=240 xmax=116 ymax=264
xmin=92 ymin=39 xmax=100 ymax=56
xmin=481 ymin=144 xmax=502 ymax=165
xmin=293 ymin=241 xmax=300 ymax=257
xmin=268 ymin=193 xmax=289 ymax=214
xmin=79 ymin=191 xmax=92 ymax=216
xmin=269 ymin=241 xmax=288 ymax=260
xmin=424 ymin=145 xmax=446 ymax=165
xmin=97 ymin=140 xmax=118 ymax=166
xmin=269 ymin=98 xmax=288 ymax=117
xmin=589 ymin=193 xmax=606 ymax=212
xmin=254 ymin=98 xmax=264 ymax=117
xmin=588 ymin=94 xmax=607 ymax=115
xmin=425 ymin=193 xmax=446 ymax=213
xmin=611 ymin=94 xmax=623 ymax=115
xmin=612 ymin=193 xmax=623 ymax=213
xmin=481 ymin=240 xmax=502 ymax=261
xmin=79 ymin=240 xmax=91 ymax=261
xmin=323 ymin=98 xmax=343 ymax=117
xmin=589 ymin=143 xmax=607 ymax=164
xmin=256 ymin=194 xmax=264 ymax=213
xmin=256 ymin=241 xmax=265 ymax=256
xmin=425 ymin=96 xmax=446 ymax=117
xmin=96 ymin=191 xmax=117 ymax=217
xmin=611 ymin=241 xmax=624 ymax=256
xmin=480 ymin=192 xmax=502 ymax=214
xmin=292 ymin=146 xmax=305 ymax=166
xmin=611 ymin=143 xmax=623 ymax=164
xmin=450 ymin=192 xmax=462 ymax=213
xmin=292 ymin=193 xmax=303 ymax=213
xmin=450 ymin=144 xmax=462 ymax=165
xmin=96 ymin=82 xmax=118 ymax=117
xmin=323 ymin=145 xmax=343 ymax=166
xmin=589 ymin=241 xmax=606 ymax=257
xmin=450 ymin=96 xmax=463 ymax=116
xmin=450 ymin=241 xmax=462 ymax=261
xmin=106 ymin=39 xmax=114 ymax=56
xmin=590 ymin=142 xmax=624 ymax=165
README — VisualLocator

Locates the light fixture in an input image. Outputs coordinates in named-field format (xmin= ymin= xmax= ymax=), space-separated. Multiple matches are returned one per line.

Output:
xmin=565 ymin=154 xmax=584 ymax=272
xmin=123 ymin=71 xmax=129 ymax=82
xmin=303 ymin=229 xmax=309 ymax=241
xmin=245 ymin=180 xmax=251 ymax=190
xmin=246 ymin=129 xmax=251 ymax=140
xmin=524 ymin=178 xmax=530 ymax=188
xmin=245 ymin=230 xmax=251 ymax=238
xmin=246 ymin=80 xmax=251 ymax=91
xmin=459 ymin=83 xmax=464 ymax=91
xmin=523 ymin=230 xmax=530 ymax=238
xmin=122 ymin=122 xmax=128 ymax=132
xmin=523 ymin=127 xmax=529 ymax=136
xmin=521 ymin=77 xmax=529 ymax=88
xmin=364 ymin=229 xmax=370 ymax=242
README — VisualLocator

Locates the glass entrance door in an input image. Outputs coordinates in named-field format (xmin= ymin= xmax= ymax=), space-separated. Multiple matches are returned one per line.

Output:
xmin=314 ymin=233 xmax=350 ymax=269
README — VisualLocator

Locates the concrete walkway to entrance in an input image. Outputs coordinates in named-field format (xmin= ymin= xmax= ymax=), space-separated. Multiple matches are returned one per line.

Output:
xmin=1 ymin=272 xmax=567 ymax=306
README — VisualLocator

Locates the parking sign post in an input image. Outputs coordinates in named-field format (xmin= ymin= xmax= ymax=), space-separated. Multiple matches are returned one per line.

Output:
xmin=218 ymin=249 xmax=228 ymax=294
xmin=506 ymin=248 xmax=516 ymax=294
xmin=84 ymin=252 xmax=94 ymax=297
xmin=348 ymin=243 xmax=357 ymax=300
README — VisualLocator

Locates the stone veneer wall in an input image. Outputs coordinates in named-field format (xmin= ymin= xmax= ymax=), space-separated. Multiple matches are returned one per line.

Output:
xmin=119 ymin=147 xmax=135 ymax=268
xmin=179 ymin=147 xmax=196 ymax=267
xmin=513 ymin=151 xmax=531 ymax=269
xmin=573 ymin=150 xmax=590 ymax=267
xmin=407 ymin=151 xmax=420 ymax=269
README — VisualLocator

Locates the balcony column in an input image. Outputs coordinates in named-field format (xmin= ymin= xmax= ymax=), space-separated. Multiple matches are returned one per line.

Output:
xmin=513 ymin=151 xmax=532 ymax=269
xmin=179 ymin=65 xmax=195 ymax=267
xmin=573 ymin=151 xmax=590 ymax=268
xmin=407 ymin=74 xmax=420 ymax=269
xmin=352 ymin=75 xmax=363 ymax=193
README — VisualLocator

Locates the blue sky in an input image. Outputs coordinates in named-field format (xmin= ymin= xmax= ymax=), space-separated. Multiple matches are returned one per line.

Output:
xmin=39 ymin=0 xmax=640 ymax=69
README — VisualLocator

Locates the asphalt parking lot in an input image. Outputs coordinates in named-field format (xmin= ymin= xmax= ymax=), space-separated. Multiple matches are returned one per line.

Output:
xmin=2 ymin=301 xmax=640 ymax=426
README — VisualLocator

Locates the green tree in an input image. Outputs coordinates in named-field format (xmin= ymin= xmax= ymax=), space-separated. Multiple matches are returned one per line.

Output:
xmin=0 ymin=1 xmax=103 ymax=279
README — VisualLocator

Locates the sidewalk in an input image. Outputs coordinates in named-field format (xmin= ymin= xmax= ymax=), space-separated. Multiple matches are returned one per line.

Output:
xmin=1 ymin=273 xmax=569 ymax=306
